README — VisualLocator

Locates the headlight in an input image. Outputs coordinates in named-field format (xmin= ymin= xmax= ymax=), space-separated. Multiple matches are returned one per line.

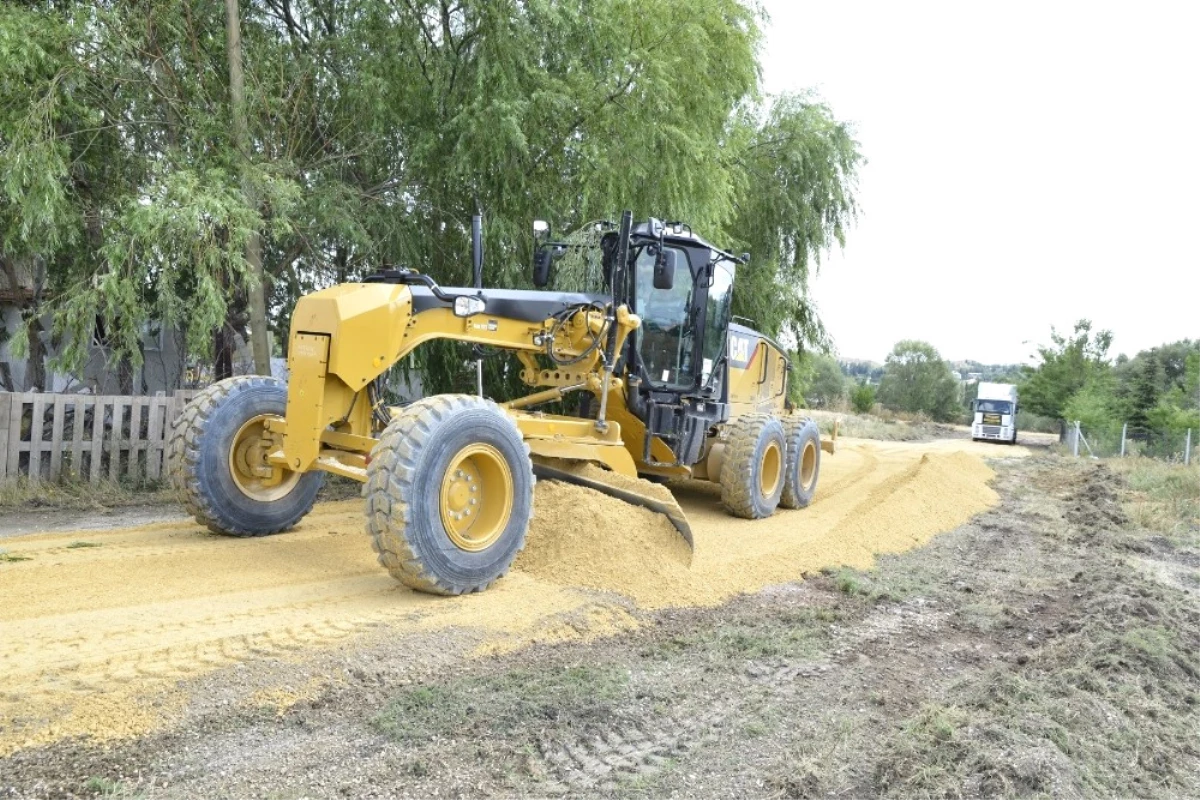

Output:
xmin=453 ymin=295 xmax=486 ymax=317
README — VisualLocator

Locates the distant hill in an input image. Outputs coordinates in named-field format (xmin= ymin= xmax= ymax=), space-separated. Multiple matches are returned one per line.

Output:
xmin=838 ymin=358 xmax=884 ymax=382
xmin=949 ymin=361 xmax=1025 ymax=382
xmin=838 ymin=357 xmax=1024 ymax=384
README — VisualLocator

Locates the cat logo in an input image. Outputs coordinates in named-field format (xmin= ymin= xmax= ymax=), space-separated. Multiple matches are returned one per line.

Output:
xmin=729 ymin=333 xmax=755 ymax=368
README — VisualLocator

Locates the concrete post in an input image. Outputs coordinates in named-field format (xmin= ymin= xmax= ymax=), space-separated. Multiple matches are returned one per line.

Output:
xmin=1120 ymin=422 xmax=1127 ymax=457
xmin=1072 ymin=420 xmax=1080 ymax=457
xmin=1186 ymin=429 xmax=1192 ymax=467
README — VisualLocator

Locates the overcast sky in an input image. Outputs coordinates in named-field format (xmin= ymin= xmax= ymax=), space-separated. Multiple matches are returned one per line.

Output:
xmin=759 ymin=0 xmax=1199 ymax=364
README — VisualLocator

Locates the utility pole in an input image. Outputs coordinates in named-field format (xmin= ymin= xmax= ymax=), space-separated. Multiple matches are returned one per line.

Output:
xmin=226 ymin=0 xmax=271 ymax=376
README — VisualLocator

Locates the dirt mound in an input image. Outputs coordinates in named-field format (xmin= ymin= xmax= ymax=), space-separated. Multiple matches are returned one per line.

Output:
xmin=517 ymin=449 xmax=998 ymax=610
xmin=1065 ymin=463 xmax=1130 ymax=533
xmin=517 ymin=480 xmax=693 ymax=605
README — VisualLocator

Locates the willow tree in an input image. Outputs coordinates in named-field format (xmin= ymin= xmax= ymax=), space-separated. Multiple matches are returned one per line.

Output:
xmin=0 ymin=0 xmax=862 ymax=395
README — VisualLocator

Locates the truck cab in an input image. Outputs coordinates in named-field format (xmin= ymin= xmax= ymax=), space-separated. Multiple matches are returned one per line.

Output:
xmin=971 ymin=382 xmax=1019 ymax=444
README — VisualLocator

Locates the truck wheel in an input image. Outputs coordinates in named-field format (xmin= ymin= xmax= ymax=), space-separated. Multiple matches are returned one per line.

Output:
xmin=365 ymin=395 xmax=534 ymax=595
xmin=720 ymin=414 xmax=787 ymax=519
xmin=780 ymin=417 xmax=821 ymax=509
xmin=168 ymin=376 xmax=324 ymax=535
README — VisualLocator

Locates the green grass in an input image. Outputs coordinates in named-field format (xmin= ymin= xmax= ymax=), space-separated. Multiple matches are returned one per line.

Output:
xmin=646 ymin=606 xmax=838 ymax=663
xmin=373 ymin=664 xmax=630 ymax=743
xmin=66 ymin=540 xmax=102 ymax=549
xmin=82 ymin=777 xmax=144 ymax=799
xmin=0 ymin=550 xmax=32 ymax=563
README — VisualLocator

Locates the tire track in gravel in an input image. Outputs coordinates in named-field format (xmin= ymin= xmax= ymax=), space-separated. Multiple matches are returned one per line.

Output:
xmin=0 ymin=439 xmax=1010 ymax=753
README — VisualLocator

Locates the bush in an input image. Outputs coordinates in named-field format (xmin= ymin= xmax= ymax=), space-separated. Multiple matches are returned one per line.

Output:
xmin=850 ymin=382 xmax=876 ymax=414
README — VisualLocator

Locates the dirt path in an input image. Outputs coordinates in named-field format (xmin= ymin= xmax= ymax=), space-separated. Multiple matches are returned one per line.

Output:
xmin=0 ymin=438 xmax=1026 ymax=756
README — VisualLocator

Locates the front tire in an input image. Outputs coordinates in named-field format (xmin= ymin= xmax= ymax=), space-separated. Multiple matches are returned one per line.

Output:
xmin=720 ymin=414 xmax=787 ymax=519
xmin=365 ymin=395 xmax=534 ymax=595
xmin=780 ymin=417 xmax=821 ymax=509
xmin=168 ymin=376 xmax=324 ymax=536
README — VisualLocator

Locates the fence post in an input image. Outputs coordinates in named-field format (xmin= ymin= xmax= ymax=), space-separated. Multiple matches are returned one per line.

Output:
xmin=1120 ymin=422 xmax=1127 ymax=457
xmin=1186 ymin=429 xmax=1192 ymax=467
xmin=1072 ymin=421 xmax=1080 ymax=457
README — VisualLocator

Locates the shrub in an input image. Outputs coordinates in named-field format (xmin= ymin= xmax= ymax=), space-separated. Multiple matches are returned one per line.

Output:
xmin=851 ymin=382 xmax=876 ymax=414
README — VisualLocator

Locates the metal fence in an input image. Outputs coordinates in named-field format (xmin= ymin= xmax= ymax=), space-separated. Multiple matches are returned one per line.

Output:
xmin=0 ymin=391 xmax=197 ymax=484
xmin=1066 ymin=421 xmax=1194 ymax=464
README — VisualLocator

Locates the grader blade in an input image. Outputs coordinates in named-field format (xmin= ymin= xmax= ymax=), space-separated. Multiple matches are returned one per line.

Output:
xmin=530 ymin=461 xmax=695 ymax=550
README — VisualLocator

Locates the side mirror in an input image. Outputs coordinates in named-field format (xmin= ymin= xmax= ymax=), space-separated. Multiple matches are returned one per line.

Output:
xmin=533 ymin=244 xmax=566 ymax=288
xmin=533 ymin=248 xmax=553 ymax=288
xmin=653 ymin=248 xmax=677 ymax=291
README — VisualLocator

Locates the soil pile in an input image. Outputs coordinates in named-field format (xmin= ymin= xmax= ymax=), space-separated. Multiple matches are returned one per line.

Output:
xmin=517 ymin=479 xmax=694 ymax=605
xmin=516 ymin=449 xmax=997 ymax=609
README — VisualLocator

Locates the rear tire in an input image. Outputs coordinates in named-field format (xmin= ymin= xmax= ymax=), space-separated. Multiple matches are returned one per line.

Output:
xmin=720 ymin=414 xmax=786 ymax=519
xmin=167 ymin=376 xmax=324 ymax=536
xmin=365 ymin=395 xmax=534 ymax=595
xmin=780 ymin=417 xmax=821 ymax=509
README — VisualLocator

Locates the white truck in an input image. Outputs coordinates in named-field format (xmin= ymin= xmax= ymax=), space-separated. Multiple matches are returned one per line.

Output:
xmin=971 ymin=382 xmax=1019 ymax=444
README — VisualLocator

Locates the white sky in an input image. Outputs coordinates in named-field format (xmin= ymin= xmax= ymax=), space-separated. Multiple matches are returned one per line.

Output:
xmin=759 ymin=0 xmax=1200 ymax=364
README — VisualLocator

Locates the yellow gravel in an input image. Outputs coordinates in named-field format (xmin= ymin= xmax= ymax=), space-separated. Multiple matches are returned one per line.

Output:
xmin=0 ymin=437 xmax=1009 ymax=753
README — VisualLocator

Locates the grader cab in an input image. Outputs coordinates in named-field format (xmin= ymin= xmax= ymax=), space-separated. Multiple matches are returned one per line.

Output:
xmin=168 ymin=212 xmax=827 ymax=595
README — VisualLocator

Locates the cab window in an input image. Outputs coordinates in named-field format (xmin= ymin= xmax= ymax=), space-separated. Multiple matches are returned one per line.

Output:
xmin=633 ymin=246 xmax=694 ymax=386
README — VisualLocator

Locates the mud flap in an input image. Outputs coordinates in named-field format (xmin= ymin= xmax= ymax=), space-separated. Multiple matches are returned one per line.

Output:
xmin=530 ymin=461 xmax=695 ymax=551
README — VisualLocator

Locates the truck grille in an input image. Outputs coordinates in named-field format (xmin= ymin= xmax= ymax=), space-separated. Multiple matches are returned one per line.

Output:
xmin=982 ymin=426 xmax=1002 ymax=436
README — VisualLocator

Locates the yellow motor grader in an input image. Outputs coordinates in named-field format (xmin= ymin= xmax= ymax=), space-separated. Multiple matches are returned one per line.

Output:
xmin=168 ymin=212 xmax=826 ymax=595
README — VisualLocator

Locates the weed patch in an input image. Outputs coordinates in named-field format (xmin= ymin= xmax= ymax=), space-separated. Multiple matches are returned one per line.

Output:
xmin=374 ymin=664 xmax=629 ymax=743
xmin=1110 ymin=458 xmax=1200 ymax=541
xmin=0 ymin=477 xmax=171 ymax=511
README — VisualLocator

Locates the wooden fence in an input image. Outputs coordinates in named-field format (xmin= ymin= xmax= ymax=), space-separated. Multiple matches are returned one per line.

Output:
xmin=0 ymin=391 xmax=198 ymax=484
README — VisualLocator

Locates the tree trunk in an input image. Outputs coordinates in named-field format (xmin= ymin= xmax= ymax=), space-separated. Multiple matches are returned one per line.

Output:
xmin=118 ymin=356 xmax=135 ymax=395
xmin=24 ymin=314 xmax=47 ymax=392
xmin=225 ymin=0 xmax=271 ymax=376
xmin=214 ymin=325 xmax=233 ymax=382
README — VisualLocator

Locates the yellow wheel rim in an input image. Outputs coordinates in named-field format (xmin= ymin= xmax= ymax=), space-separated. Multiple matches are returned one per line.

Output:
xmin=440 ymin=444 xmax=514 ymax=552
xmin=228 ymin=414 xmax=300 ymax=501
xmin=759 ymin=440 xmax=782 ymax=498
xmin=800 ymin=440 xmax=817 ymax=488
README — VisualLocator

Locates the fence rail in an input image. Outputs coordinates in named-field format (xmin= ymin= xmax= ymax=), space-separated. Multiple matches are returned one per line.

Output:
xmin=0 ymin=391 xmax=198 ymax=484
xmin=1067 ymin=420 xmax=1194 ymax=465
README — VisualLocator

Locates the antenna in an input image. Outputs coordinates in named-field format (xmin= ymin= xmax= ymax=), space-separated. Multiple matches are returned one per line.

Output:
xmin=471 ymin=214 xmax=483 ymax=290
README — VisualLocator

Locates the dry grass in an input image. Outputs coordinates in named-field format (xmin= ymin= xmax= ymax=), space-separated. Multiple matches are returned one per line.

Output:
xmin=806 ymin=410 xmax=932 ymax=442
xmin=1109 ymin=458 xmax=1200 ymax=541
xmin=0 ymin=476 xmax=173 ymax=511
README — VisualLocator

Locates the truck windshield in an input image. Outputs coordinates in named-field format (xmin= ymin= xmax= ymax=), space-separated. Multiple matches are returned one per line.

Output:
xmin=976 ymin=400 xmax=1014 ymax=414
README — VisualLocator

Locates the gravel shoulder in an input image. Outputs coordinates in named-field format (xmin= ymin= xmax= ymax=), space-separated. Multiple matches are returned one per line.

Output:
xmin=4 ymin=448 xmax=1197 ymax=799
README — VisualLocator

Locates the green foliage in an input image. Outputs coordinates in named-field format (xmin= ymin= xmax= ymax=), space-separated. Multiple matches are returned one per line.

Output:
xmin=796 ymin=352 xmax=845 ymax=408
xmin=876 ymin=340 xmax=960 ymax=422
xmin=1023 ymin=322 xmax=1196 ymax=441
xmin=0 ymin=0 xmax=863 ymax=395
xmin=723 ymin=94 xmax=861 ymax=346
xmin=1021 ymin=320 xmax=1114 ymax=420
xmin=850 ymin=381 xmax=876 ymax=414
xmin=1062 ymin=373 xmax=1122 ymax=438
